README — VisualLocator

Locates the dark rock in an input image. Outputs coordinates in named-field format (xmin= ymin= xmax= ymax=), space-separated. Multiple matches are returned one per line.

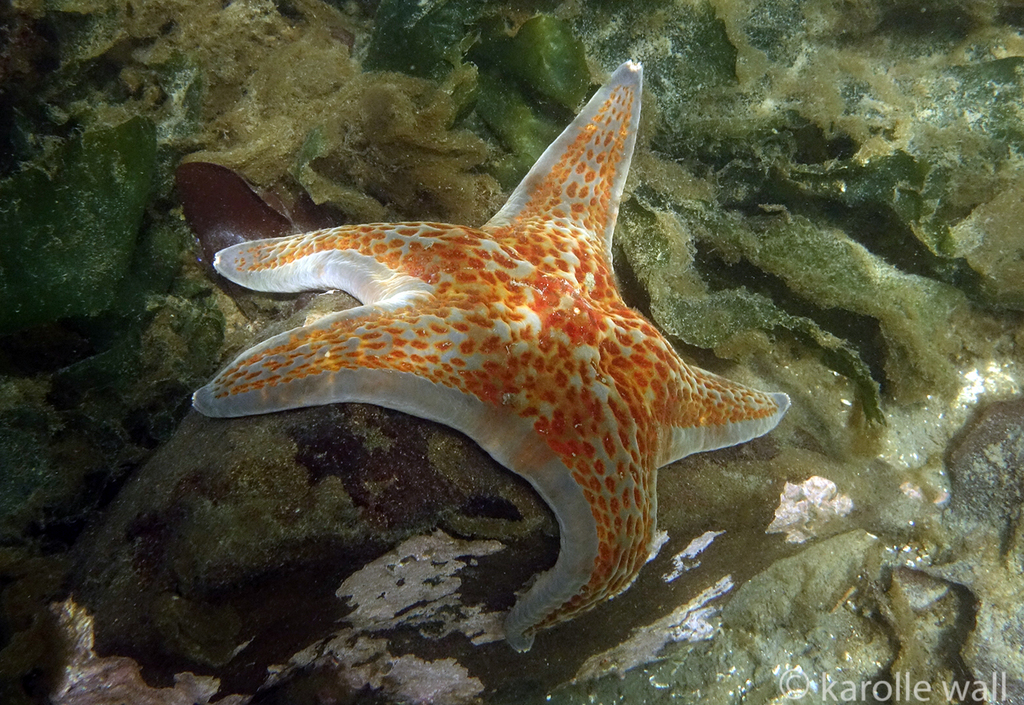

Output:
xmin=946 ymin=398 xmax=1024 ymax=533
xmin=70 ymin=405 xmax=557 ymax=694
xmin=883 ymin=567 xmax=972 ymax=697
xmin=68 ymin=397 xmax=795 ymax=700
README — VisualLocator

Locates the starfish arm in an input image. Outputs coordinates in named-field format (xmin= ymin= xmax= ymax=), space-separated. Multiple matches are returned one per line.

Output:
xmin=210 ymin=222 xmax=486 ymax=306
xmin=484 ymin=61 xmax=642 ymax=254
xmin=662 ymin=373 xmax=790 ymax=467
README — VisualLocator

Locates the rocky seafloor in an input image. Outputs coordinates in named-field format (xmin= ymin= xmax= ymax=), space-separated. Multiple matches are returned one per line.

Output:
xmin=1 ymin=0 xmax=1024 ymax=703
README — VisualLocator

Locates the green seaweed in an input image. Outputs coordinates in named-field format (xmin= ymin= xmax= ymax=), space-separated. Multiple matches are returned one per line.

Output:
xmin=364 ymin=5 xmax=592 ymax=189
xmin=474 ymin=71 xmax=564 ymax=188
xmin=467 ymin=14 xmax=591 ymax=186
xmin=364 ymin=0 xmax=486 ymax=80
xmin=475 ymin=15 xmax=590 ymax=109
xmin=0 ymin=116 xmax=157 ymax=335
xmin=782 ymin=153 xmax=929 ymax=236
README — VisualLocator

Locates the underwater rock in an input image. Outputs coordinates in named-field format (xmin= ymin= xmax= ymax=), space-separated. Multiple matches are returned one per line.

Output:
xmin=0 ymin=237 xmax=223 ymax=548
xmin=882 ymin=568 xmax=968 ymax=703
xmin=946 ymin=398 xmax=1024 ymax=531
xmin=50 ymin=598 xmax=248 ymax=705
xmin=718 ymin=531 xmax=892 ymax=692
xmin=67 ymin=356 xmax=798 ymax=699
xmin=264 ymin=531 xmax=503 ymax=704
xmin=961 ymin=566 xmax=1024 ymax=705
xmin=559 ymin=529 xmax=893 ymax=703
xmin=931 ymin=399 xmax=1024 ymax=702
xmin=926 ymin=527 xmax=1024 ymax=705
xmin=70 ymin=403 xmax=555 ymax=692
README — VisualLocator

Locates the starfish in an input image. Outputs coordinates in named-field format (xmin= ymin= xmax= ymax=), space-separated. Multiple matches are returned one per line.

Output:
xmin=192 ymin=61 xmax=789 ymax=651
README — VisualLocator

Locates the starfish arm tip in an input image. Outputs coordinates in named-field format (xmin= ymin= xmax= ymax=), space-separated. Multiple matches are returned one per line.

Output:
xmin=772 ymin=391 xmax=791 ymax=417
xmin=484 ymin=59 xmax=644 ymax=252
xmin=191 ymin=384 xmax=229 ymax=418
xmin=503 ymin=627 xmax=534 ymax=653
xmin=614 ymin=59 xmax=643 ymax=84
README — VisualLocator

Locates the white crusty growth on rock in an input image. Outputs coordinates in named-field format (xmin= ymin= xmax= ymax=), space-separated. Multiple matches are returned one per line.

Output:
xmin=766 ymin=476 xmax=854 ymax=543
xmin=337 ymin=529 xmax=506 ymax=644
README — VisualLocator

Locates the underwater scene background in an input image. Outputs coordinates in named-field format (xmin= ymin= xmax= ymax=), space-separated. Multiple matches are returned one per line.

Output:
xmin=1 ymin=0 xmax=1024 ymax=702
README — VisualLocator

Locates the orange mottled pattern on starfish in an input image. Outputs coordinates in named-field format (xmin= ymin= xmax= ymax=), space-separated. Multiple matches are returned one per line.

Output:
xmin=504 ymin=83 xmax=637 ymax=239
xmin=225 ymin=222 xmax=499 ymax=283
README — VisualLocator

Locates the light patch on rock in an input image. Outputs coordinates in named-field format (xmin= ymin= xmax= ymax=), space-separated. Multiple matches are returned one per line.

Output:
xmin=662 ymin=530 xmax=724 ymax=582
xmin=49 ymin=597 xmax=248 ymax=705
xmin=766 ymin=476 xmax=853 ymax=543
xmin=264 ymin=530 xmax=504 ymax=703
xmin=273 ymin=633 xmax=485 ymax=704
xmin=900 ymin=481 xmax=925 ymax=501
xmin=647 ymin=529 xmax=670 ymax=563
xmin=336 ymin=529 xmax=506 ymax=645
xmin=573 ymin=574 xmax=734 ymax=682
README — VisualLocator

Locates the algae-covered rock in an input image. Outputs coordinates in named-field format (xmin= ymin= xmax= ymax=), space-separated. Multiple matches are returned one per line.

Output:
xmin=0 ymin=116 xmax=156 ymax=335
xmin=700 ymin=210 xmax=967 ymax=401
xmin=571 ymin=0 xmax=1021 ymax=419
xmin=188 ymin=27 xmax=498 ymax=226
xmin=946 ymin=398 xmax=1024 ymax=532
xmin=152 ymin=52 xmax=205 ymax=143
xmin=578 ymin=0 xmax=739 ymax=151
xmin=616 ymin=194 xmax=886 ymax=423
xmin=883 ymin=568 xmax=967 ymax=704
xmin=950 ymin=180 xmax=1024 ymax=309
xmin=70 ymin=381 xmax=803 ymax=699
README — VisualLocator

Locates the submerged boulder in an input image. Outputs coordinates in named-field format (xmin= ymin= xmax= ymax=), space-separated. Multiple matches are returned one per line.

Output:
xmin=69 ymin=391 xmax=799 ymax=700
